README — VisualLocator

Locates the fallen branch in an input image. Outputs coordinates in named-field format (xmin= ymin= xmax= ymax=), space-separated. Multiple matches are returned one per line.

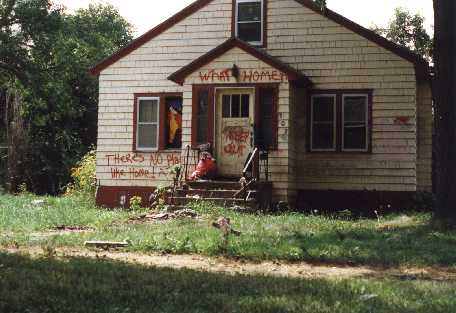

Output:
xmin=84 ymin=240 xmax=130 ymax=249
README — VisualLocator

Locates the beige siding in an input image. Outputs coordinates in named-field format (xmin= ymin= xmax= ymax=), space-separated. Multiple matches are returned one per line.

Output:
xmin=96 ymin=0 xmax=232 ymax=187
xmin=416 ymin=82 xmax=433 ymax=192
xmin=267 ymin=0 xmax=418 ymax=193
xmin=96 ymin=0 xmax=432 ymax=203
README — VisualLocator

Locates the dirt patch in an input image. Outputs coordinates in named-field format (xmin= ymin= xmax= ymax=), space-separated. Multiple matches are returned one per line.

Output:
xmin=3 ymin=247 xmax=456 ymax=281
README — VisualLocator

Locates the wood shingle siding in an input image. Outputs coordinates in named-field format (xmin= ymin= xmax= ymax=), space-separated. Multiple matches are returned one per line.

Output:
xmin=93 ymin=0 xmax=432 ymax=206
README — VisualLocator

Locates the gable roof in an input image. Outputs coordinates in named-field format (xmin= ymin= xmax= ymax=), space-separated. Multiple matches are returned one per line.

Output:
xmin=90 ymin=0 xmax=429 ymax=80
xmin=168 ymin=37 xmax=312 ymax=86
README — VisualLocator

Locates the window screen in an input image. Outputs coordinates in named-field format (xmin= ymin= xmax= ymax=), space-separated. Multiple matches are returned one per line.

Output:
xmin=236 ymin=0 xmax=263 ymax=45
xmin=311 ymin=95 xmax=336 ymax=151
xmin=137 ymin=98 xmax=159 ymax=150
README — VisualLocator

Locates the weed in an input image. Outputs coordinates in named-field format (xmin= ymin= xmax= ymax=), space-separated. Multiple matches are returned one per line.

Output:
xmin=129 ymin=196 xmax=143 ymax=211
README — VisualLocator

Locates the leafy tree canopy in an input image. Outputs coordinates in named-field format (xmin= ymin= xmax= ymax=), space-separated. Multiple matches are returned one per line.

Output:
xmin=313 ymin=0 xmax=326 ymax=9
xmin=1 ymin=1 xmax=133 ymax=193
xmin=371 ymin=7 xmax=432 ymax=60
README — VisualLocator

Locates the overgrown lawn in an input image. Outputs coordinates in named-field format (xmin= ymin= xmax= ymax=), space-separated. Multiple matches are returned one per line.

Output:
xmin=1 ymin=194 xmax=456 ymax=267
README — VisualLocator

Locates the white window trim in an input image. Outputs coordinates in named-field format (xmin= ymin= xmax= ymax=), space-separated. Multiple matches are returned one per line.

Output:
xmin=136 ymin=96 xmax=160 ymax=151
xmin=341 ymin=94 xmax=369 ymax=152
xmin=310 ymin=94 xmax=337 ymax=152
xmin=235 ymin=0 xmax=264 ymax=46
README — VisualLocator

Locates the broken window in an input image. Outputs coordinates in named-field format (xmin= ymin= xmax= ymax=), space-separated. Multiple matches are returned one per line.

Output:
xmin=165 ymin=97 xmax=183 ymax=149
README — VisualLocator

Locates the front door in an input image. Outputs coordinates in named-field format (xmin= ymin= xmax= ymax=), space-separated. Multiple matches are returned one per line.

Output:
xmin=215 ymin=88 xmax=255 ymax=177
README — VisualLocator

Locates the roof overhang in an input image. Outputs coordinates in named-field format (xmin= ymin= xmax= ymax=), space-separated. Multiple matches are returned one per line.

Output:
xmin=167 ymin=38 xmax=312 ymax=87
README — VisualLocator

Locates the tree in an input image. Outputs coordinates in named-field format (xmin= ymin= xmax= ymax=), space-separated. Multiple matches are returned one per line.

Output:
xmin=433 ymin=0 xmax=456 ymax=221
xmin=313 ymin=0 xmax=326 ymax=9
xmin=372 ymin=8 xmax=432 ymax=60
xmin=0 ymin=1 xmax=133 ymax=193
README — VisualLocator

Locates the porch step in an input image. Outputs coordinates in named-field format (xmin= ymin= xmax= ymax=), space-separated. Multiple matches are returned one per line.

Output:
xmin=170 ymin=197 xmax=256 ymax=207
xmin=174 ymin=189 xmax=257 ymax=198
xmin=186 ymin=180 xmax=252 ymax=190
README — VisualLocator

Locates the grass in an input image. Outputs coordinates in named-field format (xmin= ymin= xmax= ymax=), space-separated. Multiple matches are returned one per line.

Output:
xmin=0 ymin=252 xmax=455 ymax=313
xmin=0 ymin=192 xmax=131 ymax=232
xmin=1 ymin=193 xmax=456 ymax=312
xmin=1 ymin=194 xmax=456 ymax=267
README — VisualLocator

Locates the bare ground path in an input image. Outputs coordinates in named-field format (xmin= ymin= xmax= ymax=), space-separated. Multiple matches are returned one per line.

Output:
xmin=3 ymin=247 xmax=456 ymax=281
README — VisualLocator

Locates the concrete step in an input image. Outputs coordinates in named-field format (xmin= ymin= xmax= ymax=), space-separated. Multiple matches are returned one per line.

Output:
xmin=174 ymin=189 xmax=257 ymax=199
xmin=169 ymin=196 xmax=256 ymax=207
xmin=186 ymin=180 xmax=250 ymax=190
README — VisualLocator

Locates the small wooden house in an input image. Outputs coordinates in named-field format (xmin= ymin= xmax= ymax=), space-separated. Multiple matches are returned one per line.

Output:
xmin=90 ymin=0 xmax=432 ymax=209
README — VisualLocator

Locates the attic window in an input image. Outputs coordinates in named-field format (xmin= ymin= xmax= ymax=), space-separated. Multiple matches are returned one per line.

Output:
xmin=235 ymin=0 xmax=264 ymax=46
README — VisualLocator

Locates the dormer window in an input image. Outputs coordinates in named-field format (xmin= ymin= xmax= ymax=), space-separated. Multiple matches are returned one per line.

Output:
xmin=235 ymin=0 xmax=264 ymax=46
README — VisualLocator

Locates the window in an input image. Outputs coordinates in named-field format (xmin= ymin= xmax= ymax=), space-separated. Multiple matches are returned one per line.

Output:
xmin=310 ymin=95 xmax=336 ymax=151
xmin=136 ymin=97 xmax=159 ymax=150
xmin=256 ymin=87 xmax=277 ymax=150
xmin=222 ymin=94 xmax=250 ymax=118
xmin=165 ymin=97 xmax=183 ymax=149
xmin=196 ymin=89 xmax=209 ymax=144
xmin=134 ymin=93 xmax=183 ymax=151
xmin=309 ymin=91 xmax=371 ymax=153
xmin=235 ymin=0 xmax=264 ymax=46
xmin=342 ymin=95 xmax=368 ymax=152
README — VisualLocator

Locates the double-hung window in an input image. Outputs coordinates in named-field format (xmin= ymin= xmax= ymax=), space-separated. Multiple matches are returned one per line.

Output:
xmin=235 ymin=0 xmax=264 ymax=46
xmin=310 ymin=95 xmax=337 ymax=151
xmin=136 ymin=97 xmax=159 ymax=151
xmin=342 ymin=95 xmax=369 ymax=152
xmin=309 ymin=91 xmax=371 ymax=153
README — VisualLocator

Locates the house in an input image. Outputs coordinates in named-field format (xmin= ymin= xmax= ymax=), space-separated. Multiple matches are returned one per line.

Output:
xmin=90 ymin=0 xmax=432 ymax=209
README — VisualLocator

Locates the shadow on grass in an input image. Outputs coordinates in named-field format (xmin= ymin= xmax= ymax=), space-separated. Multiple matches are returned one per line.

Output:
xmin=0 ymin=252 xmax=455 ymax=313
xmin=251 ymin=222 xmax=456 ymax=267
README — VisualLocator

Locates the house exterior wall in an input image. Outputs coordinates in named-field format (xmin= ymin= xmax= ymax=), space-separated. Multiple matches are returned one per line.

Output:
xmin=266 ymin=0 xmax=419 ymax=195
xmin=95 ymin=0 xmax=432 ymax=207
xmin=96 ymin=0 xmax=232 ymax=190
xmin=416 ymin=82 xmax=433 ymax=192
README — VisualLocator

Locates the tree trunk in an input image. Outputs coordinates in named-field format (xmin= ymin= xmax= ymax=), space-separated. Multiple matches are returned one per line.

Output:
xmin=5 ymin=90 xmax=28 ymax=193
xmin=433 ymin=0 xmax=456 ymax=220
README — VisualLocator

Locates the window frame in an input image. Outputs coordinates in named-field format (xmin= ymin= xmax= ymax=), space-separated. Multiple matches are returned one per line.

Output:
xmin=133 ymin=92 xmax=183 ymax=152
xmin=310 ymin=94 xmax=337 ymax=152
xmin=307 ymin=90 xmax=372 ymax=153
xmin=342 ymin=94 xmax=369 ymax=152
xmin=233 ymin=0 xmax=266 ymax=47
xmin=136 ymin=96 xmax=160 ymax=152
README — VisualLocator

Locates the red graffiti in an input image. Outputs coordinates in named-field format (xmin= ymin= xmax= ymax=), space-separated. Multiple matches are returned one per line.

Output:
xmin=241 ymin=69 xmax=287 ymax=82
xmin=223 ymin=126 xmax=249 ymax=143
xmin=106 ymin=153 xmax=144 ymax=166
xmin=223 ymin=143 xmax=247 ymax=157
xmin=108 ymin=151 xmax=199 ymax=181
xmin=199 ymin=69 xmax=231 ymax=82
xmin=222 ymin=126 xmax=250 ymax=157
xmin=198 ymin=68 xmax=287 ymax=83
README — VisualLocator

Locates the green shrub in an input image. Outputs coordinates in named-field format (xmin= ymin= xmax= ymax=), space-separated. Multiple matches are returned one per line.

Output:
xmin=66 ymin=148 xmax=96 ymax=197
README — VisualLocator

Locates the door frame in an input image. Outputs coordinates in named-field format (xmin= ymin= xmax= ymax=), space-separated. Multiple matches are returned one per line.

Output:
xmin=191 ymin=83 xmax=279 ymax=149
xmin=214 ymin=87 xmax=256 ymax=177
